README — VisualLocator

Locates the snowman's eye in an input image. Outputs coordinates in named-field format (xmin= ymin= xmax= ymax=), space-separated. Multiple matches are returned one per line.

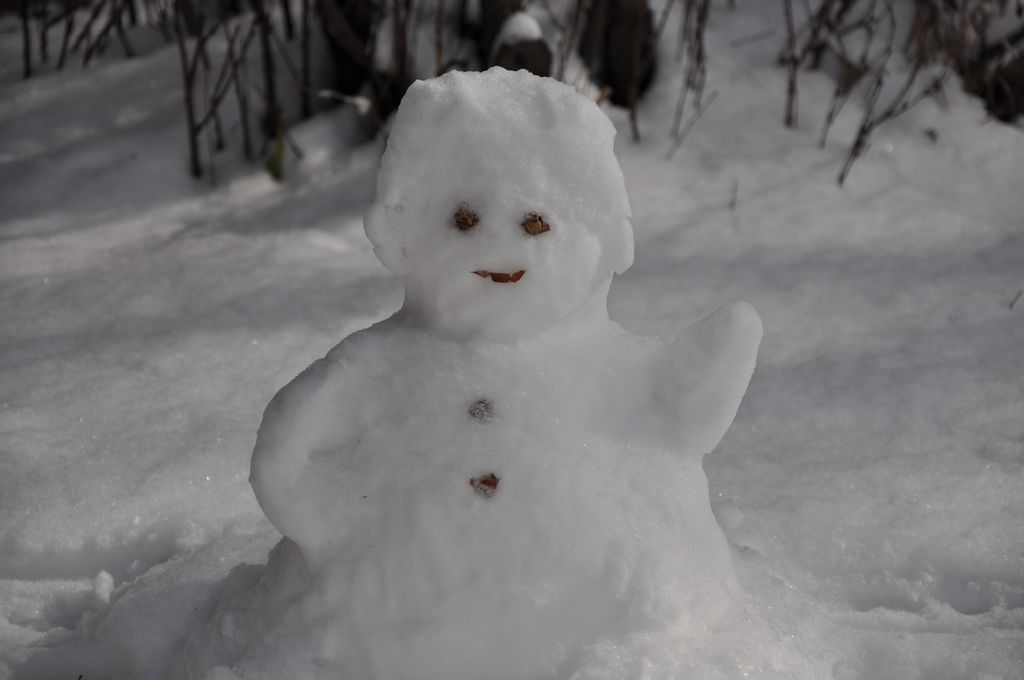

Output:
xmin=454 ymin=206 xmax=479 ymax=231
xmin=522 ymin=213 xmax=550 ymax=236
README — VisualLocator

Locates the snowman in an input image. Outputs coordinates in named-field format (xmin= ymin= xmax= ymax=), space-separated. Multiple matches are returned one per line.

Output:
xmin=246 ymin=68 xmax=763 ymax=680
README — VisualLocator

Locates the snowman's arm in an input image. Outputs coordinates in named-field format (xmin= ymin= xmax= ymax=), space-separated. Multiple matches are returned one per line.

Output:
xmin=654 ymin=301 xmax=763 ymax=456
xmin=250 ymin=357 xmax=336 ymax=536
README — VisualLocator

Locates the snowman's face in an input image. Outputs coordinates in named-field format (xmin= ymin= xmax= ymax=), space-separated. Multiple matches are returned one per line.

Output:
xmin=365 ymin=69 xmax=634 ymax=341
xmin=398 ymin=183 xmax=609 ymax=341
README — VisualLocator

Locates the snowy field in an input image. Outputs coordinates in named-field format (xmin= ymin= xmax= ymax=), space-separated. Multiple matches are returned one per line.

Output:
xmin=1 ymin=1 xmax=1023 ymax=678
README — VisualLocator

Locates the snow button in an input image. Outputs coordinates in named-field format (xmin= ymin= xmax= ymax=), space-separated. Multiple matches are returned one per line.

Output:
xmin=470 ymin=473 xmax=501 ymax=498
xmin=468 ymin=398 xmax=494 ymax=422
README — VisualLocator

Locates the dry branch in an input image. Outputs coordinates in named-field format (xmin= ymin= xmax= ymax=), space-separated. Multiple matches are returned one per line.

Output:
xmin=783 ymin=0 xmax=798 ymax=127
xmin=671 ymin=0 xmax=711 ymax=141
xmin=666 ymin=87 xmax=718 ymax=159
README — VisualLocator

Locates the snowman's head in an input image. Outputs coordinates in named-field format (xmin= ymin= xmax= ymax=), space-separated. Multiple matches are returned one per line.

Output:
xmin=365 ymin=68 xmax=633 ymax=341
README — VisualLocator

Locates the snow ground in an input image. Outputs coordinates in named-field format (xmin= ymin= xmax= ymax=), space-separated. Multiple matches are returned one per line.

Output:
xmin=1 ymin=1 xmax=1022 ymax=678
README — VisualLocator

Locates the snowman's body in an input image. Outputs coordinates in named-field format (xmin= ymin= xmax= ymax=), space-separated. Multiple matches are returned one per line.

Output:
xmin=242 ymin=68 xmax=763 ymax=680
xmin=250 ymin=304 xmax=760 ymax=680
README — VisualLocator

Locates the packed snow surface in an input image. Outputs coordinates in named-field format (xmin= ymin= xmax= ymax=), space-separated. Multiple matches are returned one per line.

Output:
xmin=1 ymin=2 xmax=1022 ymax=679
xmin=492 ymin=12 xmax=545 ymax=55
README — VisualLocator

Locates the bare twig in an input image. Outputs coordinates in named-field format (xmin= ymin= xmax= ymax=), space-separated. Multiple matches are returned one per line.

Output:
xmin=172 ymin=2 xmax=202 ymax=177
xmin=20 ymin=0 xmax=32 ymax=78
xmin=268 ymin=20 xmax=304 ymax=84
xmin=776 ymin=0 xmax=956 ymax=181
xmin=83 ymin=0 xmax=135 ymax=65
xmin=687 ymin=0 xmax=711 ymax=106
xmin=391 ymin=0 xmax=409 ymax=85
xmin=849 ymin=8 xmax=945 ymax=169
xmin=783 ymin=0 xmax=798 ymax=127
xmin=279 ymin=0 xmax=295 ymax=39
xmin=434 ymin=0 xmax=445 ymax=75
xmin=628 ymin=1 xmax=646 ymax=141
xmin=729 ymin=27 xmax=775 ymax=48
xmin=37 ymin=3 xmax=50 ymax=63
xmin=203 ymin=51 xmax=219 ymax=184
xmin=315 ymin=0 xmax=372 ymax=68
xmin=535 ymin=0 xmax=565 ymax=32
xmin=195 ymin=21 xmax=258 ymax=131
xmin=283 ymin=126 xmax=304 ymax=159
xmin=557 ymin=0 xmax=585 ymax=82
xmin=251 ymin=0 xmax=280 ymax=137
xmin=300 ymin=0 xmax=311 ymax=117
xmin=226 ymin=19 xmax=256 ymax=160
xmin=115 ymin=4 xmax=135 ymax=57
xmin=838 ymin=0 xmax=897 ymax=185
xmin=57 ymin=8 xmax=76 ymax=69
xmin=666 ymin=87 xmax=718 ymax=159
xmin=671 ymin=0 xmax=711 ymax=140
xmin=71 ymin=0 xmax=107 ymax=55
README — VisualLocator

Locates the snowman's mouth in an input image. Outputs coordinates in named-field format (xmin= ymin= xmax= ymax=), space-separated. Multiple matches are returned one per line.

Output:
xmin=473 ymin=270 xmax=526 ymax=283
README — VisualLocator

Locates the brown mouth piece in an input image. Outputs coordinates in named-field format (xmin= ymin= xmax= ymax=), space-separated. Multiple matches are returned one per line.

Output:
xmin=473 ymin=270 xmax=526 ymax=283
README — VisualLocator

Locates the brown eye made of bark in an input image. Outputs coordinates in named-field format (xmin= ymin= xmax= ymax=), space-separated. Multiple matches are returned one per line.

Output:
xmin=454 ymin=206 xmax=479 ymax=231
xmin=522 ymin=213 xmax=550 ymax=236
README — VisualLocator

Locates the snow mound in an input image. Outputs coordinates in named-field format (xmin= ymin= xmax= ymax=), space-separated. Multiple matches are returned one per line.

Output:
xmin=492 ymin=12 xmax=545 ymax=60
xmin=495 ymin=13 xmax=543 ymax=48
